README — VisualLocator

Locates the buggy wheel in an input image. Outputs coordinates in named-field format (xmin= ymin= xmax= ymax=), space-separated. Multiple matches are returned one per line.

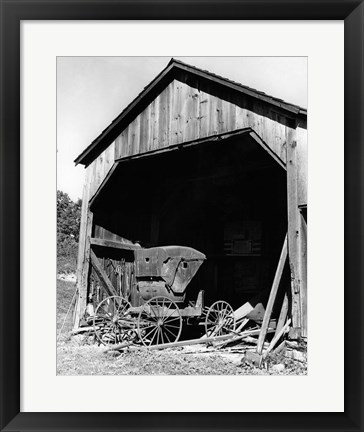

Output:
xmin=137 ymin=296 xmax=182 ymax=347
xmin=93 ymin=295 xmax=132 ymax=346
xmin=205 ymin=300 xmax=235 ymax=337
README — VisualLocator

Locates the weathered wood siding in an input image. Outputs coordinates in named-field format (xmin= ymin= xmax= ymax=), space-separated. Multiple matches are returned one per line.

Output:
xmin=296 ymin=126 xmax=307 ymax=206
xmin=87 ymin=141 xmax=115 ymax=200
xmin=114 ymin=80 xmax=291 ymax=162
xmin=87 ymin=79 xmax=307 ymax=205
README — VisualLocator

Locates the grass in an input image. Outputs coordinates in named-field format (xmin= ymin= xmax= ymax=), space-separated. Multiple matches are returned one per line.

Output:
xmin=57 ymin=279 xmax=77 ymax=336
xmin=57 ymin=280 xmax=307 ymax=376
xmin=57 ymin=254 xmax=77 ymax=275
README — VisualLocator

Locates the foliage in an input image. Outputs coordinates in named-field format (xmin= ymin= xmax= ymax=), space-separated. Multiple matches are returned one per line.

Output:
xmin=57 ymin=190 xmax=82 ymax=273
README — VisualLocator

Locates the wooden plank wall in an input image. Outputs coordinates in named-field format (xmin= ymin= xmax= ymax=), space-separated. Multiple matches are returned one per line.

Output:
xmin=87 ymin=141 xmax=115 ymax=201
xmin=114 ymin=80 xmax=290 ymax=164
xmin=296 ymin=126 xmax=307 ymax=206
xmin=86 ymin=79 xmax=307 ymax=206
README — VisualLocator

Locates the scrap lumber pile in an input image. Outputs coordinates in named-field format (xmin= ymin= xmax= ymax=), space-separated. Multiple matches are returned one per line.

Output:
xmin=101 ymin=298 xmax=293 ymax=368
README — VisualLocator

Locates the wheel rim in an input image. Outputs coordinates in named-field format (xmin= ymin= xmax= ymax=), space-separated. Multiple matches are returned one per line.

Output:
xmin=93 ymin=296 xmax=132 ymax=345
xmin=205 ymin=300 xmax=235 ymax=337
xmin=137 ymin=296 xmax=182 ymax=347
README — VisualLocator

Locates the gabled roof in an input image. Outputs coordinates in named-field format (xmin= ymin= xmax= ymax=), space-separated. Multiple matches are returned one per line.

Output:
xmin=75 ymin=58 xmax=307 ymax=166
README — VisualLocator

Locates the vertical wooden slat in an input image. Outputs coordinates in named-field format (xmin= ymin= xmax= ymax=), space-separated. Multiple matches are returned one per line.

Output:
xmin=139 ymin=107 xmax=149 ymax=154
xmin=171 ymin=80 xmax=180 ymax=145
xmin=127 ymin=117 xmax=140 ymax=156
xmin=227 ymin=100 xmax=236 ymax=131
xmin=189 ymin=88 xmax=200 ymax=141
xmin=220 ymin=99 xmax=235 ymax=133
xmin=274 ymin=292 xmax=289 ymax=337
xmin=216 ymin=97 xmax=223 ymax=134
xmin=116 ymin=128 xmax=129 ymax=159
xmin=235 ymin=106 xmax=248 ymax=130
xmin=207 ymin=94 xmax=216 ymax=135
xmin=299 ymin=212 xmax=307 ymax=338
xmin=296 ymin=126 xmax=308 ymax=206
xmin=286 ymin=125 xmax=302 ymax=339
xmin=151 ymin=98 xmax=160 ymax=150
xmin=158 ymin=85 xmax=168 ymax=148
xmin=198 ymin=91 xmax=209 ymax=139
xmin=76 ymin=168 xmax=89 ymax=286
xmin=178 ymin=82 xmax=190 ymax=143
xmin=256 ymin=235 xmax=288 ymax=355
xmin=176 ymin=81 xmax=184 ymax=144
xmin=90 ymin=250 xmax=118 ymax=297
xmin=103 ymin=144 xmax=112 ymax=179
xmin=167 ymin=81 xmax=174 ymax=146
xmin=95 ymin=152 xmax=104 ymax=191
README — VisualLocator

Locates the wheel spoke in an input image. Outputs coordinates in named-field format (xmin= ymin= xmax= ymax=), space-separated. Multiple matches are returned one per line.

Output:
xmin=94 ymin=296 xmax=131 ymax=346
xmin=205 ymin=301 xmax=235 ymax=338
xmin=164 ymin=331 xmax=171 ymax=343
xmin=144 ymin=325 xmax=158 ymax=342
xmin=164 ymin=325 xmax=179 ymax=339
xmin=163 ymin=316 xmax=180 ymax=325
xmin=163 ymin=323 xmax=180 ymax=329
xmin=160 ymin=328 xmax=165 ymax=345
xmin=164 ymin=303 xmax=172 ymax=317
xmin=138 ymin=296 xmax=182 ymax=347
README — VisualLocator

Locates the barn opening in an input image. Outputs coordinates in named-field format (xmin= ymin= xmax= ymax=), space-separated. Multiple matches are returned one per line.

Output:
xmin=89 ymin=130 xmax=287 ymax=311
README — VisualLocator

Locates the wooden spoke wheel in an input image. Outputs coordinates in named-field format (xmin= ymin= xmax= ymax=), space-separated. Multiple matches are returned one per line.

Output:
xmin=137 ymin=296 xmax=182 ymax=347
xmin=93 ymin=295 xmax=132 ymax=346
xmin=205 ymin=300 xmax=236 ymax=337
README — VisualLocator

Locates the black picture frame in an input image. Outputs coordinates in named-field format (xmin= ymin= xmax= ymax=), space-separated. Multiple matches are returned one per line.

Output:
xmin=0 ymin=1 xmax=363 ymax=431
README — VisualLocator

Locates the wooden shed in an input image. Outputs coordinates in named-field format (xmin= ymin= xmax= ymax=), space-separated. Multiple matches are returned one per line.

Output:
xmin=73 ymin=59 xmax=307 ymax=340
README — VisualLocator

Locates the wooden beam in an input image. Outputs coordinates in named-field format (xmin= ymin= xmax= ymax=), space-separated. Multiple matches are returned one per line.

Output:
xmin=274 ymin=292 xmax=289 ymax=338
xmin=73 ymin=170 xmax=93 ymax=330
xmin=90 ymin=249 xmax=118 ymax=297
xmin=264 ymin=318 xmax=291 ymax=358
xmin=90 ymin=237 xmax=141 ymax=251
xmin=286 ymin=125 xmax=302 ymax=338
xmin=104 ymin=327 xmax=275 ymax=353
xmin=115 ymin=128 xmax=252 ymax=163
xmin=256 ymin=234 xmax=287 ymax=355
xmin=299 ymin=212 xmax=308 ymax=338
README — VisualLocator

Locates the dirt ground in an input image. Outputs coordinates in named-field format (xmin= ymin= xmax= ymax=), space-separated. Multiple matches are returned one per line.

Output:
xmin=57 ymin=279 xmax=307 ymax=376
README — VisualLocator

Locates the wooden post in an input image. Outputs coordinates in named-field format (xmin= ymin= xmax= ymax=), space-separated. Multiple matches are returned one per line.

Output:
xmin=286 ymin=125 xmax=302 ymax=339
xmin=256 ymin=235 xmax=287 ymax=355
xmin=299 ymin=212 xmax=307 ymax=338
xmin=73 ymin=168 xmax=93 ymax=330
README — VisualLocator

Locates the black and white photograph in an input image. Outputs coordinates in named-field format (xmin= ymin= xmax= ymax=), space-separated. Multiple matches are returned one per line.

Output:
xmin=56 ymin=56 xmax=307 ymax=376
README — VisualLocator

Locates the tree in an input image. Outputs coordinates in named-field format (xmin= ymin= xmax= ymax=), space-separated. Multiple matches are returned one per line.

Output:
xmin=57 ymin=190 xmax=82 ymax=272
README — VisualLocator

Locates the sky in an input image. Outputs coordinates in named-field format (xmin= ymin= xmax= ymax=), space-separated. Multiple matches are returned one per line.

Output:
xmin=57 ymin=57 xmax=307 ymax=202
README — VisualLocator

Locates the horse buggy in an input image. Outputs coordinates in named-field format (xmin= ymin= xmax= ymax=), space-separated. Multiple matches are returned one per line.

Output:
xmin=91 ymin=245 xmax=236 ymax=346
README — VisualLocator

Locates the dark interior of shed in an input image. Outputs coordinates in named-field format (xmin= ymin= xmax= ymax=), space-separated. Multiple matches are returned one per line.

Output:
xmin=91 ymin=133 xmax=287 ymax=310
